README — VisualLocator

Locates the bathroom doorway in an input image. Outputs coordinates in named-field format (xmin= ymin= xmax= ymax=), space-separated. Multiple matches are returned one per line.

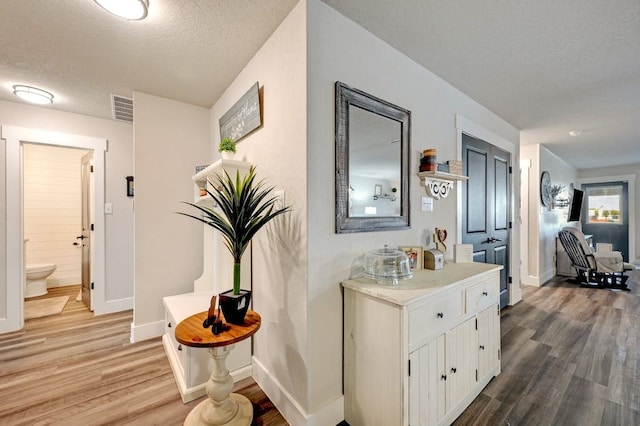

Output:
xmin=23 ymin=143 xmax=91 ymax=311
xmin=2 ymin=125 xmax=107 ymax=334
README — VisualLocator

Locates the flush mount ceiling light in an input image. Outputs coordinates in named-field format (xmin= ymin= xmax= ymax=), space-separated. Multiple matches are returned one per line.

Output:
xmin=568 ymin=129 xmax=582 ymax=137
xmin=94 ymin=0 xmax=149 ymax=20
xmin=12 ymin=85 xmax=54 ymax=105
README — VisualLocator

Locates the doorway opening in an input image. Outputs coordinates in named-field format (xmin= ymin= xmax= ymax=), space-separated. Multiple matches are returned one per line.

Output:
xmin=1 ymin=125 xmax=107 ymax=334
xmin=22 ymin=143 xmax=92 ymax=314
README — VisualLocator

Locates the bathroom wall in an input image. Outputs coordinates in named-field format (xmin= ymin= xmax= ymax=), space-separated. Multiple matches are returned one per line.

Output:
xmin=23 ymin=143 xmax=88 ymax=287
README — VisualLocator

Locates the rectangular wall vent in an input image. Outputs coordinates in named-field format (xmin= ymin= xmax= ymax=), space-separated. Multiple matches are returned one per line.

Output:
xmin=111 ymin=94 xmax=133 ymax=123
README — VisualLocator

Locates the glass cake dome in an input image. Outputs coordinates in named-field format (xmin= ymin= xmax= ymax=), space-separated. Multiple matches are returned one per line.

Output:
xmin=363 ymin=245 xmax=413 ymax=285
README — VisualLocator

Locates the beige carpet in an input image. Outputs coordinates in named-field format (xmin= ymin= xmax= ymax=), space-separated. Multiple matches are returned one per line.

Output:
xmin=24 ymin=296 xmax=69 ymax=320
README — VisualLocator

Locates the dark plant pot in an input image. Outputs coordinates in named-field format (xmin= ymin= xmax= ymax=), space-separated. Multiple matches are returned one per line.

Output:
xmin=219 ymin=289 xmax=251 ymax=325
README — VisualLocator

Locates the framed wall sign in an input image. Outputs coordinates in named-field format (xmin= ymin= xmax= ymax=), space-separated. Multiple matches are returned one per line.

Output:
xmin=219 ymin=82 xmax=262 ymax=143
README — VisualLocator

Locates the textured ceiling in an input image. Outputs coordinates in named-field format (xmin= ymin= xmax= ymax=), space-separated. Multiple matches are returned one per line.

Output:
xmin=0 ymin=0 xmax=298 ymax=119
xmin=324 ymin=0 xmax=640 ymax=169
xmin=1 ymin=0 xmax=638 ymax=170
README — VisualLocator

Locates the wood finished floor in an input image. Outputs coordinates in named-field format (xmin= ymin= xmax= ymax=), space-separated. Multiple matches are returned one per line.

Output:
xmin=455 ymin=270 xmax=640 ymax=426
xmin=0 ymin=285 xmax=288 ymax=426
xmin=4 ymin=273 xmax=640 ymax=426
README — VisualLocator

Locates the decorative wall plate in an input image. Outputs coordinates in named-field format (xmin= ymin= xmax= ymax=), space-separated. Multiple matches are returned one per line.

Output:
xmin=540 ymin=171 xmax=551 ymax=207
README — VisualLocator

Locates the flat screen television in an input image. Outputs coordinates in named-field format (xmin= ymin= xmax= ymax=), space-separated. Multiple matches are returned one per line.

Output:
xmin=567 ymin=188 xmax=584 ymax=222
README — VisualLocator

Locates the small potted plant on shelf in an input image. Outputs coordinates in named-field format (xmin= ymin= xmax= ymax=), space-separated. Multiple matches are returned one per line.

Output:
xmin=179 ymin=166 xmax=290 ymax=324
xmin=218 ymin=137 xmax=236 ymax=160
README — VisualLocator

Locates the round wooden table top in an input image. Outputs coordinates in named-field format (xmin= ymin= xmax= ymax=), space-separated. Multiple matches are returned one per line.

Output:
xmin=175 ymin=310 xmax=261 ymax=348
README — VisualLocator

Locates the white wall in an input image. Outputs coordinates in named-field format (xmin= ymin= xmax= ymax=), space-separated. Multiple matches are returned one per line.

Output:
xmin=132 ymin=92 xmax=210 ymax=341
xmin=24 ymin=144 xmax=88 ymax=287
xmin=578 ymin=163 xmax=639 ymax=262
xmin=208 ymin=2 xmax=309 ymax=423
xmin=520 ymin=144 xmax=578 ymax=284
xmin=0 ymin=99 xmax=134 ymax=320
xmin=307 ymin=0 xmax=519 ymax=421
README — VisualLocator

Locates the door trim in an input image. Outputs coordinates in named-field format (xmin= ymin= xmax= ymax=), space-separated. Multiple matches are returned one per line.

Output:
xmin=455 ymin=114 xmax=521 ymax=306
xmin=1 ymin=125 xmax=107 ymax=333
xmin=577 ymin=174 xmax=636 ymax=262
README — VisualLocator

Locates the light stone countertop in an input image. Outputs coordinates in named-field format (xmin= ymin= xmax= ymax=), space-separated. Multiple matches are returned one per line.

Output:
xmin=341 ymin=262 xmax=503 ymax=306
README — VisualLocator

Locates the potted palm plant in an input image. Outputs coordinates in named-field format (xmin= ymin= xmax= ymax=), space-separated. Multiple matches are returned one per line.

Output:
xmin=218 ymin=137 xmax=236 ymax=160
xmin=179 ymin=166 xmax=290 ymax=324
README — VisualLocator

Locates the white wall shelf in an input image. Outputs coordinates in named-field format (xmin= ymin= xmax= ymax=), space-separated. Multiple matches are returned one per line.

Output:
xmin=418 ymin=171 xmax=468 ymax=200
xmin=193 ymin=159 xmax=252 ymax=205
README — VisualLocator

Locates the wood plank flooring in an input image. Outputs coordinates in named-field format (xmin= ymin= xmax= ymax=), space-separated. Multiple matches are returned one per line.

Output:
xmin=455 ymin=270 xmax=640 ymax=426
xmin=4 ymin=272 xmax=640 ymax=426
xmin=0 ymin=286 xmax=288 ymax=426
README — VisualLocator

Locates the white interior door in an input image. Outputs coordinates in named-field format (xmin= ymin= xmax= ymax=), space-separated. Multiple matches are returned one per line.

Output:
xmin=81 ymin=152 xmax=92 ymax=310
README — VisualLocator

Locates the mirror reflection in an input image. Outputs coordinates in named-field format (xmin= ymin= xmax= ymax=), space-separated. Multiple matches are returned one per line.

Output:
xmin=335 ymin=82 xmax=410 ymax=233
xmin=349 ymin=106 xmax=401 ymax=217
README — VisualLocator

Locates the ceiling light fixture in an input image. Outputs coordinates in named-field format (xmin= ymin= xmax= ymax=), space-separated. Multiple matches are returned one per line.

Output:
xmin=568 ymin=130 xmax=582 ymax=137
xmin=12 ymin=85 xmax=54 ymax=105
xmin=94 ymin=0 xmax=149 ymax=20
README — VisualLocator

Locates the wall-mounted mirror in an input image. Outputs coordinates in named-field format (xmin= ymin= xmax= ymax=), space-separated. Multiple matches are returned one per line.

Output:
xmin=335 ymin=82 xmax=411 ymax=233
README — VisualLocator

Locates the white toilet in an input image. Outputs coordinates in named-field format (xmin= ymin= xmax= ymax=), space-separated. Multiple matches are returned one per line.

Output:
xmin=25 ymin=263 xmax=57 ymax=298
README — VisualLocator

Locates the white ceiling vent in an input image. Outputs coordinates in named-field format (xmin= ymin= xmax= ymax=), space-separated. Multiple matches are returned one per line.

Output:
xmin=111 ymin=94 xmax=133 ymax=123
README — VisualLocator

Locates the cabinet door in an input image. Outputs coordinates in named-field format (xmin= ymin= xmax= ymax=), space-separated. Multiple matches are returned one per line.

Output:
xmin=409 ymin=338 xmax=441 ymax=426
xmin=445 ymin=318 xmax=475 ymax=413
xmin=476 ymin=304 xmax=500 ymax=382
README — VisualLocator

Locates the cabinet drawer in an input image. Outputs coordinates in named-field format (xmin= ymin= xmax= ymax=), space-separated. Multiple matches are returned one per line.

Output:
xmin=409 ymin=291 xmax=463 ymax=347
xmin=165 ymin=310 xmax=186 ymax=375
xmin=466 ymin=278 xmax=498 ymax=314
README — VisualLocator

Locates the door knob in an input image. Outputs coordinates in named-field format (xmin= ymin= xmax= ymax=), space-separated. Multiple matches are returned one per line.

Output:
xmin=483 ymin=237 xmax=503 ymax=244
xmin=76 ymin=235 xmax=86 ymax=240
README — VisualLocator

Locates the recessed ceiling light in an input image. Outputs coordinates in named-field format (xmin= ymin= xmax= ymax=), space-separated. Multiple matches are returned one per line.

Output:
xmin=12 ymin=85 xmax=54 ymax=105
xmin=568 ymin=130 xmax=582 ymax=137
xmin=94 ymin=0 xmax=149 ymax=20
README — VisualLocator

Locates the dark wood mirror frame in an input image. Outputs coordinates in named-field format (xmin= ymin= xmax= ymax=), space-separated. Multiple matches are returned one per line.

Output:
xmin=335 ymin=81 xmax=411 ymax=233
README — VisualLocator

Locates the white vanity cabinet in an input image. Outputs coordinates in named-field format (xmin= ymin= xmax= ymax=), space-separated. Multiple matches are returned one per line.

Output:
xmin=163 ymin=159 xmax=253 ymax=403
xmin=342 ymin=262 xmax=502 ymax=426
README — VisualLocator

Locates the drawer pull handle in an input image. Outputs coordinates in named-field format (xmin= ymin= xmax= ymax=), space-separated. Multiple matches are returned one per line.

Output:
xmin=437 ymin=312 xmax=444 ymax=319
xmin=482 ymin=291 xmax=488 ymax=296
xmin=451 ymin=367 xmax=457 ymax=373
xmin=177 ymin=344 xmax=182 ymax=351
xmin=441 ymin=374 xmax=447 ymax=381
xmin=168 ymin=322 xmax=172 ymax=328
xmin=479 ymin=345 xmax=485 ymax=350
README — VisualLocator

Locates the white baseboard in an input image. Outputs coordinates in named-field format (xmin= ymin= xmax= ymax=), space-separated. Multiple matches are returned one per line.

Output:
xmin=251 ymin=356 xmax=344 ymax=426
xmin=46 ymin=277 xmax=81 ymax=288
xmin=509 ymin=284 xmax=523 ymax=306
xmin=521 ymin=275 xmax=541 ymax=286
xmin=540 ymin=269 xmax=555 ymax=285
xmin=130 ymin=318 xmax=164 ymax=343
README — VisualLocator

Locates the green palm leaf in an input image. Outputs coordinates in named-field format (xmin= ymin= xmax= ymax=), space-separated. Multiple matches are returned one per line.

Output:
xmin=177 ymin=166 xmax=290 ymax=294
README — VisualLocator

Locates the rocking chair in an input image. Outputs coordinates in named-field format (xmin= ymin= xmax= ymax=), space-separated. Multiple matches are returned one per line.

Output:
xmin=558 ymin=227 xmax=633 ymax=291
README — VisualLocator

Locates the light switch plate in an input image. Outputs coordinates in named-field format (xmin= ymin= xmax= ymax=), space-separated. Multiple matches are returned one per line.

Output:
xmin=104 ymin=203 xmax=113 ymax=214
xmin=421 ymin=196 xmax=433 ymax=212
